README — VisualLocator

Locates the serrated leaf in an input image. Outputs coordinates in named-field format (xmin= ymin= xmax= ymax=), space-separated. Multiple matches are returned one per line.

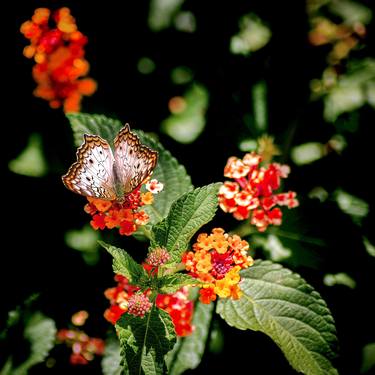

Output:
xmin=12 ymin=313 xmax=57 ymax=375
xmin=166 ymin=299 xmax=214 ymax=375
xmin=136 ymin=130 xmax=193 ymax=225
xmin=151 ymin=183 xmax=221 ymax=263
xmin=66 ymin=113 xmax=123 ymax=147
xmin=102 ymin=338 xmax=122 ymax=375
xmin=116 ymin=306 xmax=176 ymax=375
xmin=158 ymin=274 xmax=197 ymax=294
xmin=99 ymin=241 xmax=148 ymax=284
xmin=217 ymin=260 xmax=338 ymax=375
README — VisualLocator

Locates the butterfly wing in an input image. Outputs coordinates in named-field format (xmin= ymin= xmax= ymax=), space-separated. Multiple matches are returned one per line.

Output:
xmin=62 ymin=134 xmax=117 ymax=200
xmin=113 ymin=124 xmax=158 ymax=195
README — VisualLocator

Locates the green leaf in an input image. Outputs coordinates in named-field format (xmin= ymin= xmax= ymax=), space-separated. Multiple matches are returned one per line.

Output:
xmin=151 ymin=183 xmax=221 ymax=263
xmin=136 ymin=130 xmax=193 ymax=225
xmin=158 ymin=274 xmax=197 ymax=294
xmin=99 ymin=241 xmax=148 ymax=284
xmin=217 ymin=260 xmax=338 ymax=375
xmin=12 ymin=313 xmax=57 ymax=375
xmin=8 ymin=133 xmax=47 ymax=177
xmin=102 ymin=338 xmax=122 ymax=375
xmin=166 ymin=298 xmax=214 ymax=375
xmin=116 ymin=305 xmax=176 ymax=375
xmin=66 ymin=113 xmax=123 ymax=147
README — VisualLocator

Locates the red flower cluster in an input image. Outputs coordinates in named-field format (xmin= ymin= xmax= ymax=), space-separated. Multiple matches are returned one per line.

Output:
xmin=219 ymin=152 xmax=299 ymax=232
xmin=20 ymin=7 xmax=97 ymax=112
xmin=182 ymin=228 xmax=253 ymax=304
xmin=104 ymin=274 xmax=195 ymax=337
xmin=85 ymin=180 xmax=163 ymax=236
xmin=104 ymin=274 xmax=140 ymax=324
xmin=56 ymin=310 xmax=104 ymax=365
xmin=156 ymin=287 xmax=194 ymax=337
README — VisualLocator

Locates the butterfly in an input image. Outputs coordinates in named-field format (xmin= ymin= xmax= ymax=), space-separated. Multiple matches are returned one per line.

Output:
xmin=62 ymin=124 xmax=158 ymax=202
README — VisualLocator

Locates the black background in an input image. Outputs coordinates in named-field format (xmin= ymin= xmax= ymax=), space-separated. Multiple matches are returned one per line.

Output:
xmin=6 ymin=0 xmax=375 ymax=373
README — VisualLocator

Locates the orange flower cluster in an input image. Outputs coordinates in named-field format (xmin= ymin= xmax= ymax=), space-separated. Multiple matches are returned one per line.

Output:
xmin=20 ymin=7 xmax=97 ymax=112
xmin=56 ymin=311 xmax=104 ymax=365
xmin=219 ymin=153 xmax=299 ymax=232
xmin=182 ymin=228 xmax=254 ymax=304
xmin=309 ymin=16 xmax=366 ymax=65
xmin=104 ymin=274 xmax=195 ymax=337
xmin=85 ymin=180 xmax=163 ymax=236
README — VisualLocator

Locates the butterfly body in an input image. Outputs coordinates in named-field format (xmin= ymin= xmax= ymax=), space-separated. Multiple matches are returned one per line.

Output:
xmin=62 ymin=124 xmax=158 ymax=202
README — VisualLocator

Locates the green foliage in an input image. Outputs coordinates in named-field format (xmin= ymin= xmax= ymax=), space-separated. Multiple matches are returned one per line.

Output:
xmin=323 ymin=58 xmax=375 ymax=122
xmin=166 ymin=299 xmax=214 ymax=375
xmin=66 ymin=113 xmax=122 ymax=147
xmin=230 ymin=13 xmax=271 ymax=55
xmin=65 ymin=224 xmax=100 ymax=265
xmin=136 ymin=130 xmax=193 ymax=225
xmin=158 ymin=273 xmax=197 ymax=294
xmin=99 ymin=241 xmax=148 ymax=285
xmin=8 ymin=133 xmax=47 ymax=177
xmin=116 ymin=306 xmax=176 ymax=375
xmin=102 ymin=338 xmax=122 ymax=375
xmin=217 ymin=260 xmax=339 ymax=375
xmin=151 ymin=183 xmax=221 ymax=263
xmin=6 ymin=313 xmax=57 ymax=375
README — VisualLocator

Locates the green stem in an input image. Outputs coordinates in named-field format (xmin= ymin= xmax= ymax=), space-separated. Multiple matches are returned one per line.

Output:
xmin=269 ymin=228 xmax=326 ymax=247
xmin=231 ymin=222 xmax=326 ymax=246
xmin=139 ymin=225 xmax=154 ymax=241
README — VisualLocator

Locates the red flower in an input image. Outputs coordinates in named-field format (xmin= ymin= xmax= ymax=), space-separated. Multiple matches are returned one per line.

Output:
xmin=104 ymin=273 xmax=195 ymax=337
xmin=156 ymin=287 xmax=195 ymax=337
xmin=56 ymin=311 xmax=105 ymax=366
xmin=219 ymin=152 xmax=299 ymax=232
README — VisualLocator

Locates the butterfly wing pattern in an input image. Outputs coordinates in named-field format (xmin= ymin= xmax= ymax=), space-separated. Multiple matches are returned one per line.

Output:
xmin=113 ymin=124 xmax=158 ymax=195
xmin=62 ymin=134 xmax=117 ymax=200
xmin=62 ymin=124 xmax=158 ymax=201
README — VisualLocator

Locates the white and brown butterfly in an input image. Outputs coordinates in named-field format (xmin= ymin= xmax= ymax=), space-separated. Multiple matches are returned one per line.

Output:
xmin=62 ymin=124 xmax=158 ymax=202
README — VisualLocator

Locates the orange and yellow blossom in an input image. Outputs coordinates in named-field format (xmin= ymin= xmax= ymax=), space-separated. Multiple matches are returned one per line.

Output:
xmin=182 ymin=228 xmax=253 ymax=304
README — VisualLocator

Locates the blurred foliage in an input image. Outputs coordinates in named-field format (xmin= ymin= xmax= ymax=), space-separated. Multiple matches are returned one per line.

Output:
xmin=230 ymin=13 xmax=271 ymax=55
xmin=65 ymin=225 xmax=100 ymax=266
xmin=161 ymin=84 xmax=209 ymax=143
xmin=8 ymin=133 xmax=47 ymax=177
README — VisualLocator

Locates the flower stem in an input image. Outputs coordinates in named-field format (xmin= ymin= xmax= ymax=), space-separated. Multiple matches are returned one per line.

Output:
xmin=139 ymin=225 xmax=153 ymax=241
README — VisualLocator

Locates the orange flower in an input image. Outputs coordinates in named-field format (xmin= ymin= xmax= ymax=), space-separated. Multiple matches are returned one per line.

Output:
xmin=83 ymin=181 xmax=162 ymax=236
xmin=20 ymin=7 xmax=97 ymax=112
xmin=141 ymin=192 xmax=154 ymax=205
xmin=199 ymin=286 xmax=217 ymax=304
xmin=182 ymin=228 xmax=253 ymax=304
xmin=87 ymin=197 xmax=112 ymax=212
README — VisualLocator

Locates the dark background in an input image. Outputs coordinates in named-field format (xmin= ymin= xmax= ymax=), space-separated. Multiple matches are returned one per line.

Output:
xmin=6 ymin=0 xmax=375 ymax=373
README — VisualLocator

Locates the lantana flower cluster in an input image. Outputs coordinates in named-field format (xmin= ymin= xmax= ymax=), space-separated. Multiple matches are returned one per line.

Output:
xmin=56 ymin=311 xmax=105 ymax=365
xmin=182 ymin=228 xmax=254 ymax=304
xmin=85 ymin=179 xmax=163 ymax=236
xmin=104 ymin=247 xmax=195 ymax=337
xmin=219 ymin=152 xmax=299 ymax=232
xmin=20 ymin=7 xmax=97 ymax=112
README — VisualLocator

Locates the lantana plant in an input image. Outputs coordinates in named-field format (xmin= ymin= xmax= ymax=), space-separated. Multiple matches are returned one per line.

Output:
xmin=60 ymin=113 xmax=338 ymax=375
